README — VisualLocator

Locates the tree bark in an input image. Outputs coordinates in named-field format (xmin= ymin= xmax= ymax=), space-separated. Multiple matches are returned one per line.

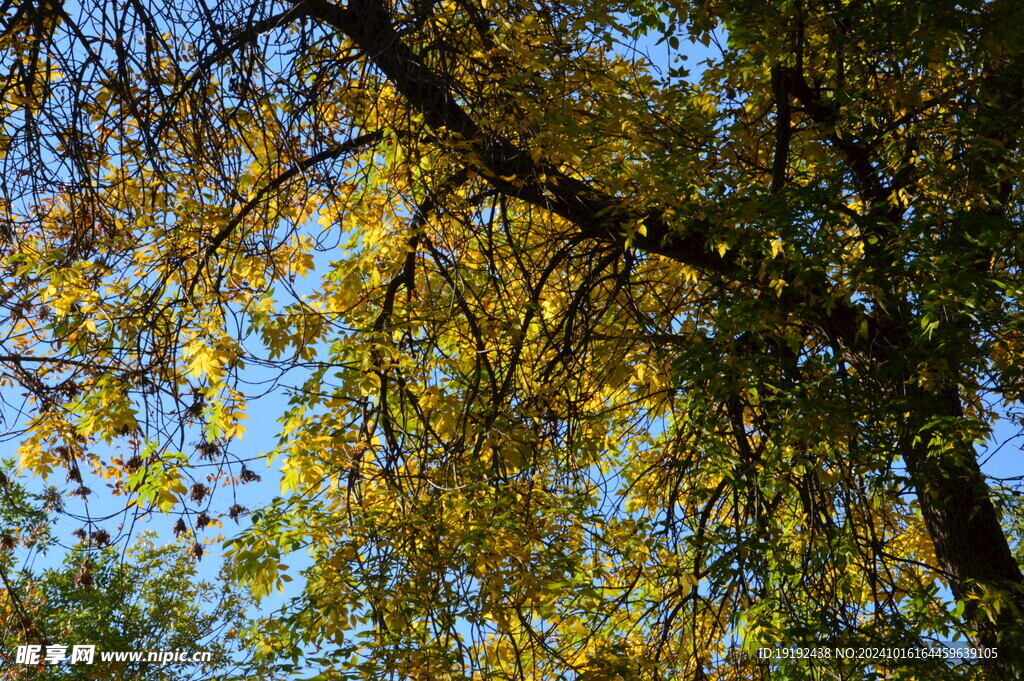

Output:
xmin=901 ymin=385 xmax=1024 ymax=678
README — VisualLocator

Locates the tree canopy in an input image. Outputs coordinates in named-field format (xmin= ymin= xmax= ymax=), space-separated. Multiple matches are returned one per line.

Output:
xmin=0 ymin=461 xmax=274 ymax=680
xmin=3 ymin=0 xmax=1024 ymax=678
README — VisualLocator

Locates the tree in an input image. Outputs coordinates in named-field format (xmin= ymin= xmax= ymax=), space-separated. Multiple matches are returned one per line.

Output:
xmin=0 ymin=461 xmax=277 ymax=680
xmin=2 ymin=0 xmax=1024 ymax=678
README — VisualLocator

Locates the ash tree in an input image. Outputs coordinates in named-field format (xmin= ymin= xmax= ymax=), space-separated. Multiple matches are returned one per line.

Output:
xmin=2 ymin=0 xmax=1024 ymax=678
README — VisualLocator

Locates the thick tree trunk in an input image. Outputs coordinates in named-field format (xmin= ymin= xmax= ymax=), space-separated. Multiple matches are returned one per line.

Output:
xmin=902 ymin=386 xmax=1024 ymax=679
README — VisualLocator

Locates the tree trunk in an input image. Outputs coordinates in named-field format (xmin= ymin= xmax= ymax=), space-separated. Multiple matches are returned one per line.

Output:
xmin=902 ymin=385 xmax=1024 ymax=679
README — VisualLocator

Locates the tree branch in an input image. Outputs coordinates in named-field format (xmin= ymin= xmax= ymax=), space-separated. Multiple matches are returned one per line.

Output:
xmin=201 ymin=130 xmax=383 ymax=262
xmin=294 ymin=0 xmax=737 ymax=275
